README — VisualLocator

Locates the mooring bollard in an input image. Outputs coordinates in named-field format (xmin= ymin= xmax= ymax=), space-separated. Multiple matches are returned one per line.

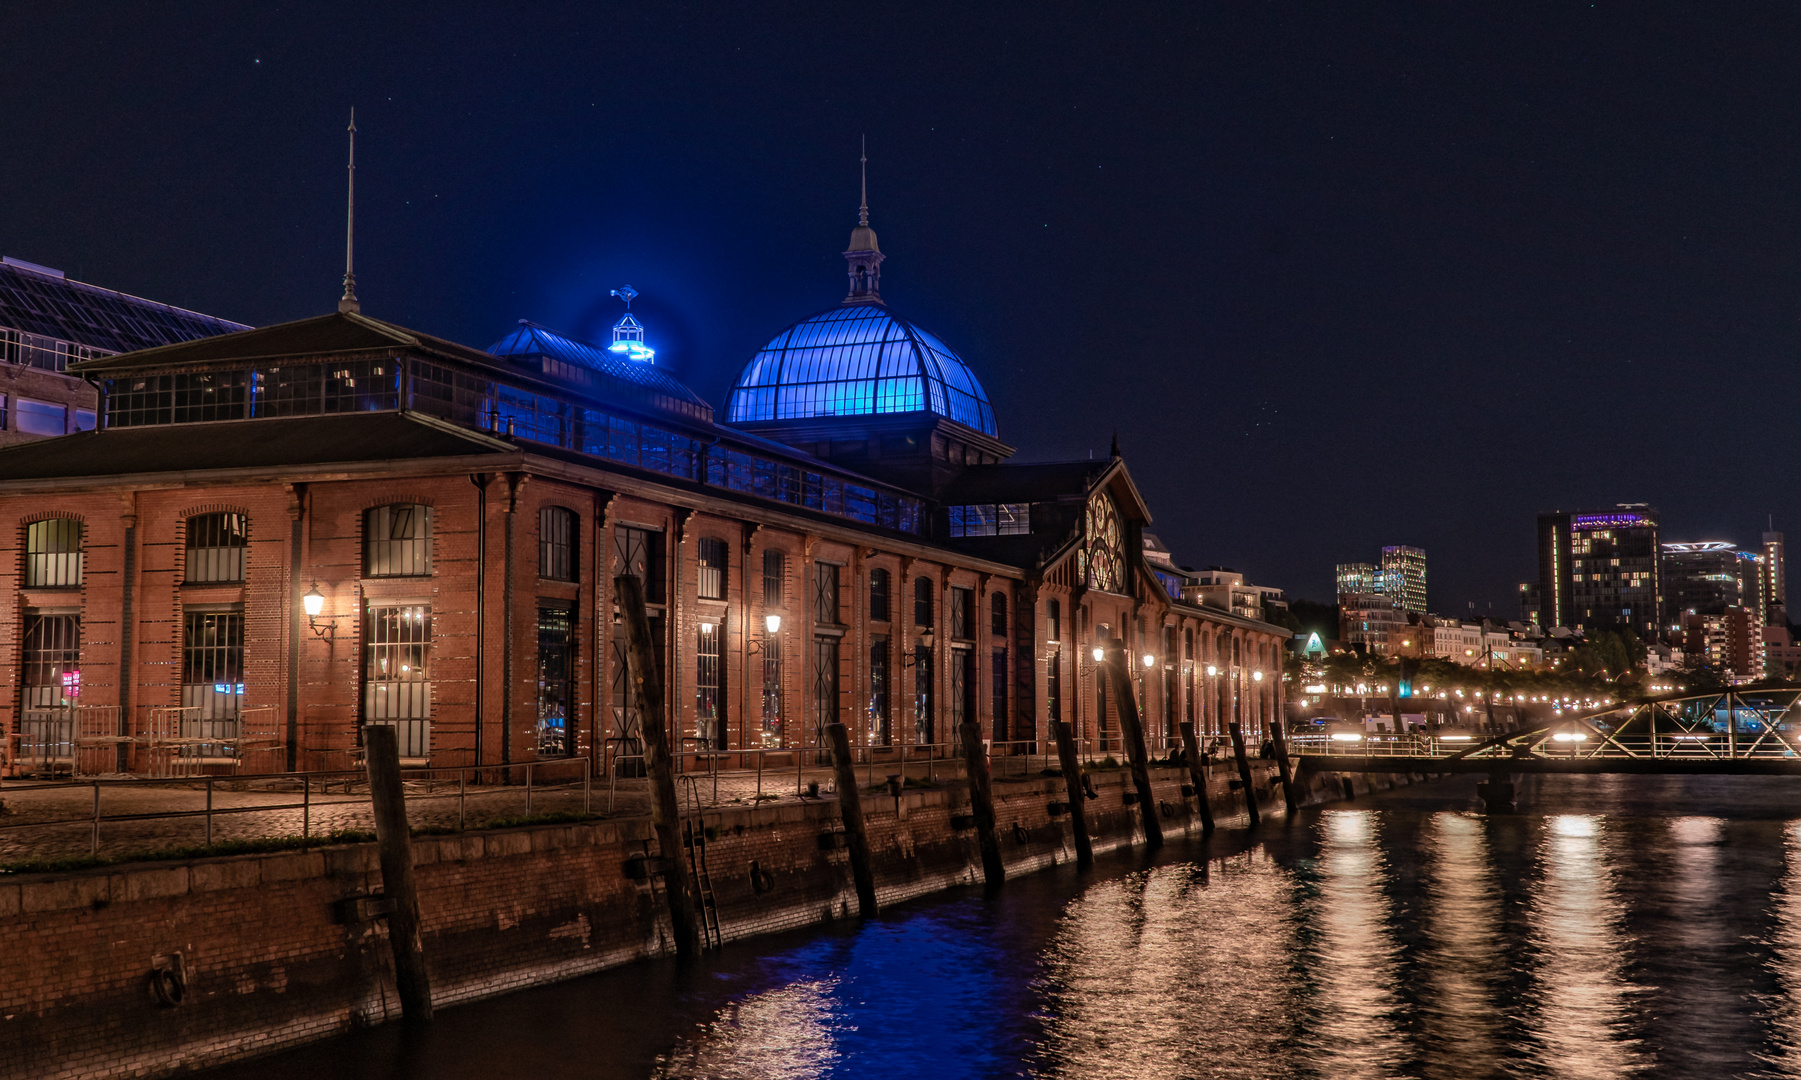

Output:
xmin=1104 ymin=640 xmax=1163 ymax=850
xmin=1229 ymin=721 xmax=1260 ymax=828
xmin=825 ymin=723 xmax=878 ymax=917
xmin=1477 ymin=769 xmax=1515 ymax=813
xmin=364 ymin=723 xmax=433 ymax=1023
xmin=1178 ymin=721 xmax=1215 ymax=834
xmin=959 ymin=722 xmax=1005 ymax=889
xmin=1052 ymin=719 xmax=1094 ymax=867
xmin=617 ymin=574 xmax=702 ymax=958
xmin=1270 ymin=719 xmax=1299 ymax=816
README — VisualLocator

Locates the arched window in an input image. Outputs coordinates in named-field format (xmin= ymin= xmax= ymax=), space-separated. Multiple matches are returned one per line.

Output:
xmin=869 ymin=567 xmax=890 ymax=621
xmin=762 ymin=550 xmax=785 ymax=608
xmin=540 ymin=507 xmax=577 ymax=581
xmin=24 ymin=518 xmax=82 ymax=587
xmin=1047 ymin=598 xmax=1061 ymax=642
xmin=185 ymin=512 xmax=247 ymax=583
xmin=914 ymin=576 xmax=934 ymax=628
xmin=1184 ymin=627 xmax=1194 ymax=660
xmin=365 ymin=504 xmax=432 ymax=577
xmin=991 ymin=591 xmax=1008 ymax=637
xmin=696 ymin=537 xmax=727 ymax=599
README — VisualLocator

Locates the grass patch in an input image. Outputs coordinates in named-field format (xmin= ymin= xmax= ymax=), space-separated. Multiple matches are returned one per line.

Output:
xmin=470 ymin=810 xmax=600 ymax=830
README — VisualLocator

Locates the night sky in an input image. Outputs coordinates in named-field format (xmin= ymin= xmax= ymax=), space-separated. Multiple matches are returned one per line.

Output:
xmin=5 ymin=4 xmax=1798 ymax=615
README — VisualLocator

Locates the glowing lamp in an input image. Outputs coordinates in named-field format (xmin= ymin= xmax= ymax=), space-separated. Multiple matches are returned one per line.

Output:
xmin=1092 ymin=647 xmax=1106 ymax=663
xmin=1142 ymin=653 xmax=1155 ymax=669
xmin=303 ymin=584 xmax=325 ymax=618
xmin=1331 ymin=732 xmax=1363 ymax=743
xmin=1206 ymin=665 xmax=1218 ymax=677
xmin=1253 ymin=670 xmax=1264 ymax=682
xmin=765 ymin=614 xmax=782 ymax=634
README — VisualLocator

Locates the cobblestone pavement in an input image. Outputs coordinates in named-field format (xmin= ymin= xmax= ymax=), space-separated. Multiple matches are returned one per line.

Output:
xmin=0 ymin=756 xmax=1001 ymax=865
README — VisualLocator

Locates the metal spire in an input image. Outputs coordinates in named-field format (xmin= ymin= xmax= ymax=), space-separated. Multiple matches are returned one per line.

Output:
xmin=858 ymin=135 xmax=869 ymax=227
xmin=338 ymin=109 xmax=360 ymax=314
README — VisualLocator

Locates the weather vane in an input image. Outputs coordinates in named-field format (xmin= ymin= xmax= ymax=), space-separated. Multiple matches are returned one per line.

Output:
xmin=607 ymin=285 xmax=654 ymax=362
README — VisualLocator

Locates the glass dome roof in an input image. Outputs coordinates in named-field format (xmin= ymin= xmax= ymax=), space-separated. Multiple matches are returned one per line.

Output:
xmin=726 ymin=305 xmax=997 ymax=436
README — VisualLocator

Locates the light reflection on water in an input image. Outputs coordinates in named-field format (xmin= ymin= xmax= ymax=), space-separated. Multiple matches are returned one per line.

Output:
xmin=204 ymin=777 xmax=1801 ymax=1080
xmin=1526 ymin=815 xmax=1646 ymax=1077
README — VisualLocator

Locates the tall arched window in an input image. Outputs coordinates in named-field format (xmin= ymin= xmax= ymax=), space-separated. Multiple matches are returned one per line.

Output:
xmin=540 ymin=507 xmax=577 ymax=581
xmin=185 ymin=512 xmax=247 ymax=583
xmin=365 ymin=504 xmax=432 ymax=577
xmin=762 ymin=550 xmax=785 ymax=609
xmin=990 ymin=591 xmax=1008 ymax=637
xmin=869 ymin=567 xmax=890 ymax=621
xmin=914 ymin=576 xmax=934 ymax=628
xmin=24 ymin=518 xmax=82 ymax=587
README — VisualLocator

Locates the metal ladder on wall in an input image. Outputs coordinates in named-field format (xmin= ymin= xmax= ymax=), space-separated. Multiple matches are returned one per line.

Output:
xmin=679 ymin=775 xmax=724 ymax=950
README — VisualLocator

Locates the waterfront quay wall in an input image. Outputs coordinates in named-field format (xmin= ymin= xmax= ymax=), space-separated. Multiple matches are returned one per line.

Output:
xmin=0 ymin=759 xmax=1340 ymax=1079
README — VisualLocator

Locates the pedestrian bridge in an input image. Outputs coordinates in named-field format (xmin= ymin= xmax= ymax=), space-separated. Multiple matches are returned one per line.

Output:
xmin=1290 ymin=687 xmax=1801 ymax=775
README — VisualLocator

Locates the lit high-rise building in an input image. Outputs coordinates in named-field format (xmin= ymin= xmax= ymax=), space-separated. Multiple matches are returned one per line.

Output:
xmin=1334 ymin=562 xmax=1377 ymax=604
xmin=1764 ymin=526 xmax=1787 ymax=626
xmin=1380 ymin=545 xmax=1428 ymax=615
xmin=1536 ymin=505 xmax=1660 ymax=637
xmin=1335 ymin=548 xmax=1426 ymax=616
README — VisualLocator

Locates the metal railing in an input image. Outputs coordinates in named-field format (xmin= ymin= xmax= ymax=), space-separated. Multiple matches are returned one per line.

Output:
xmin=0 ymin=758 xmax=592 ymax=861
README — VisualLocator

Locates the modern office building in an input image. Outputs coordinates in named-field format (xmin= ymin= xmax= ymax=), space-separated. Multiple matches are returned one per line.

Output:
xmin=0 ymin=255 xmax=248 ymax=446
xmin=1535 ymin=505 xmax=1660 ymax=637
xmin=1335 ymin=562 xmax=1377 ymax=603
xmin=1661 ymin=541 xmax=1745 ymax=624
xmin=0 ymin=196 xmax=1290 ymax=778
xmin=1334 ymin=545 xmax=1426 ymax=615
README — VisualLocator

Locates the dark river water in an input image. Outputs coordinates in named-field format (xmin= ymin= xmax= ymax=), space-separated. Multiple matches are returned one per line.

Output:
xmin=207 ymin=775 xmax=1801 ymax=1079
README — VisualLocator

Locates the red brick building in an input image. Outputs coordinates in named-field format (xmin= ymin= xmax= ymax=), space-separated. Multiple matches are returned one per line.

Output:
xmin=0 ymin=214 xmax=1285 ymax=775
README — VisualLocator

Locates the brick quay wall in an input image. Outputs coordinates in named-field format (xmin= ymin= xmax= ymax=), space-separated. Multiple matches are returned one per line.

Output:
xmin=0 ymin=760 xmax=1389 ymax=1079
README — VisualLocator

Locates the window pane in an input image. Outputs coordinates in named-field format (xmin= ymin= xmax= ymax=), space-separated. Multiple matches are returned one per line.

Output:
xmin=25 ymin=519 xmax=83 ymax=587
xmin=537 ymin=605 xmax=574 ymax=757
xmin=365 ymin=505 xmax=433 ymax=577
xmin=185 ymin=513 xmax=247 ymax=583
xmin=16 ymin=398 xmax=66 ymax=436
xmin=364 ymin=604 xmax=432 ymax=757
xmin=540 ymin=507 xmax=576 ymax=581
xmin=698 ymin=537 xmax=728 ymax=600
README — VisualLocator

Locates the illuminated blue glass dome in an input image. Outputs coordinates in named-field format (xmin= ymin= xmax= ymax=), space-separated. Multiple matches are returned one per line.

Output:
xmin=726 ymin=305 xmax=997 ymax=436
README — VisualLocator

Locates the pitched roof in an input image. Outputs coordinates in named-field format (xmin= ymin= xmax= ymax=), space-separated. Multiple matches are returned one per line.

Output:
xmin=488 ymin=320 xmax=713 ymax=424
xmin=0 ymin=257 xmax=249 ymax=354
xmin=67 ymin=311 xmax=497 ymax=373
xmin=938 ymin=460 xmax=1110 ymax=504
xmin=0 ymin=411 xmax=511 ymax=481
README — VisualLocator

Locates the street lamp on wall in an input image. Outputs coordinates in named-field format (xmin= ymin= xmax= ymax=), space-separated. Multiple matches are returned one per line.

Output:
xmin=748 ymin=613 xmax=783 ymax=655
xmin=302 ymin=582 xmax=337 ymax=640
xmin=904 ymin=630 xmax=935 ymax=667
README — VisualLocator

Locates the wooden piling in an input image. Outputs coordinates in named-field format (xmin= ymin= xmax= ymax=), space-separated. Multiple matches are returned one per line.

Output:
xmin=1178 ymin=720 xmax=1215 ymax=834
xmin=958 ymin=722 xmax=1005 ymax=889
xmin=1052 ymin=719 xmax=1094 ymax=867
xmin=616 ymin=574 xmax=702 ymax=958
xmin=824 ymin=722 xmax=878 ymax=917
xmin=1104 ymin=641 xmax=1163 ymax=850
xmin=1229 ymin=721 xmax=1261 ymax=827
xmin=363 ymin=723 xmax=433 ymax=1023
xmin=1270 ymin=719 xmax=1299 ymax=816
